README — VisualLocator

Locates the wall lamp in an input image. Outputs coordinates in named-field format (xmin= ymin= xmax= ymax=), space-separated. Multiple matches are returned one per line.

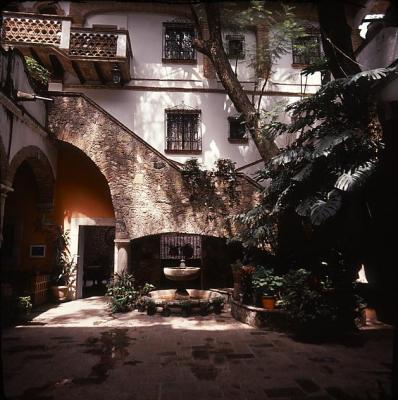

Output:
xmin=112 ymin=64 xmax=122 ymax=85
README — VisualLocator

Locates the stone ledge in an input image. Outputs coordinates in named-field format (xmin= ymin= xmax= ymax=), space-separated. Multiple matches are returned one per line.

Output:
xmin=231 ymin=299 xmax=288 ymax=329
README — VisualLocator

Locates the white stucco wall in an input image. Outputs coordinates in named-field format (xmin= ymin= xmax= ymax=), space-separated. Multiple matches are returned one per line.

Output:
xmin=0 ymin=51 xmax=57 ymax=179
xmin=68 ymin=87 xmax=303 ymax=175
xmin=357 ymin=26 xmax=398 ymax=103
xmin=11 ymin=56 xmax=47 ymax=126
xmin=357 ymin=27 xmax=398 ymax=70
xmin=60 ymin=9 xmax=321 ymax=176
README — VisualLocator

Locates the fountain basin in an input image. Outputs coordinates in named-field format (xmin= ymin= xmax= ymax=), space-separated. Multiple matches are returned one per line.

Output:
xmin=163 ymin=267 xmax=200 ymax=281
xmin=149 ymin=289 xmax=223 ymax=303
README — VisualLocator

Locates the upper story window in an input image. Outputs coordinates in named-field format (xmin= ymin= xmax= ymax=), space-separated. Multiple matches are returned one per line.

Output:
xmin=226 ymin=34 xmax=245 ymax=59
xmin=163 ymin=23 xmax=196 ymax=64
xmin=292 ymin=33 xmax=321 ymax=66
xmin=228 ymin=116 xmax=248 ymax=143
xmin=165 ymin=110 xmax=201 ymax=153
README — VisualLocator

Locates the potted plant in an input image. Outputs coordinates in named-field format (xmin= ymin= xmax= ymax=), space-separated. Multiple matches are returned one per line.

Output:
xmin=252 ymin=267 xmax=284 ymax=310
xmin=180 ymin=300 xmax=192 ymax=317
xmin=146 ymin=299 xmax=157 ymax=316
xmin=51 ymin=230 xmax=76 ymax=302
xmin=212 ymin=297 xmax=224 ymax=314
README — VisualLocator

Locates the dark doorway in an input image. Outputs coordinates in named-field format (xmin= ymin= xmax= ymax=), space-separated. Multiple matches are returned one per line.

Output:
xmin=82 ymin=226 xmax=115 ymax=297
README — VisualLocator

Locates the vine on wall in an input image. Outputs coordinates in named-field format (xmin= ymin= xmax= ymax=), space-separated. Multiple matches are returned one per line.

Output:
xmin=181 ymin=158 xmax=240 ymax=207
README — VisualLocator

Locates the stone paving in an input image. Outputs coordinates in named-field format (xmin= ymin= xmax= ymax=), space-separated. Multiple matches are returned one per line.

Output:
xmin=1 ymin=297 xmax=393 ymax=400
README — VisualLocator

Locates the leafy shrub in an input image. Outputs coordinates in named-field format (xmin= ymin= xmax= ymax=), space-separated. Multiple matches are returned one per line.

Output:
xmin=1 ymin=294 xmax=32 ymax=326
xmin=280 ymin=268 xmax=363 ymax=340
xmin=24 ymin=56 xmax=51 ymax=87
xmin=106 ymin=272 xmax=138 ymax=313
xmin=17 ymin=296 xmax=32 ymax=315
xmin=181 ymin=300 xmax=192 ymax=317
xmin=212 ymin=297 xmax=224 ymax=314
xmin=146 ymin=300 xmax=157 ymax=316
xmin=252 ymin=267 xmax=284 ymax=297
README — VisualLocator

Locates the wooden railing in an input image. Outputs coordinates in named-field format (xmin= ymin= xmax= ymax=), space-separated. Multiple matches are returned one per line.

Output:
xmin=1 ymin=11 xmax=131 ymax=60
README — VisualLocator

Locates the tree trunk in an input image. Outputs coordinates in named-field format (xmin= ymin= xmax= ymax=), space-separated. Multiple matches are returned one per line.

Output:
xmin=317 ymin=1 xmax=361 ymax=79
xmin=192 ymin=3 xmax=278 ymax=161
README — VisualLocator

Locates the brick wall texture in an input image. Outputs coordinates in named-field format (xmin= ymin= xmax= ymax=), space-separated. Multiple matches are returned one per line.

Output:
xmin=47 ymin=94 xmax=260 ymax=240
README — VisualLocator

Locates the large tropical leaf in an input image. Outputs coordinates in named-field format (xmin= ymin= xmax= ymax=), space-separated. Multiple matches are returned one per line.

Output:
xmin=270 ymin=148 xmax=304 ymax=166
xmin=346 ymin=67 xmax=398 ymax=86
xmin=296 ymin=196 xmax=317 ymax=217
xmin=292 ymin=163 xmax=313 ymax=182
xmin=311 ymin=130 xmax=353 ymax=158
xmin=310 ymin=190 xmax=342 ymax=226
xmin=334 ymin=160 xmax=377 ymax=192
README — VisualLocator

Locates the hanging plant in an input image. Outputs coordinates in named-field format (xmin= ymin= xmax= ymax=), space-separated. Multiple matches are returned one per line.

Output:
xmin=24 ymin=56 xmax=51 ymax=88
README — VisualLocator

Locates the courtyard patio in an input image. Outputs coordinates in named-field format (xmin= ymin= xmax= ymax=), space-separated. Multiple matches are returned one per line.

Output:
xmin=2 ymin=297 xmax=393 ymax=400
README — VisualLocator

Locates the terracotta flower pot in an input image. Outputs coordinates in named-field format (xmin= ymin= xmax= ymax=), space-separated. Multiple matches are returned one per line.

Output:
xmin=51 ymin=286 xmax=69 ymax=302
xmin=262 ymin=296 xmax=276 ymax=310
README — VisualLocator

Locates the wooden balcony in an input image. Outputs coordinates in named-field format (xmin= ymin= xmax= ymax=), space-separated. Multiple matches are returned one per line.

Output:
xmin=1 ymin=11 xmax=132 ymax=84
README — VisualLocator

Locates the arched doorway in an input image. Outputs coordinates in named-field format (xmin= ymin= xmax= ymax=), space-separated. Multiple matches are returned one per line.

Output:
xmin=1 ymin=146 xmax=55 ymax=303
xmin=54 ymin=142 xmax=115 ymax=298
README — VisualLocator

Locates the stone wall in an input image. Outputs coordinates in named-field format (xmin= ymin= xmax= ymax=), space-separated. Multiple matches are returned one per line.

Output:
xmin=47 ymin=93 xmax=260 ymax=240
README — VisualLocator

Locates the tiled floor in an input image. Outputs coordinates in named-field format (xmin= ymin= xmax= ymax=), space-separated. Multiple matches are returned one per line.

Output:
xmin=1 ymin=297 xmax=393 ymax=400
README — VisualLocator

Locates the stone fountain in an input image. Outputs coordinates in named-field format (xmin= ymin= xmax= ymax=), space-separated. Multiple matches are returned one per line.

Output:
xmin=163 ymin=259 xmax=200 ymax=299
xmin=148 ymin=259 xmax=223 ymax=313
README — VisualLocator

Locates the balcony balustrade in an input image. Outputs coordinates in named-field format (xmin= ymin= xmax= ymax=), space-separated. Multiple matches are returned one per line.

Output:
xmin=1 ymin=11 xmax=132 ymax=83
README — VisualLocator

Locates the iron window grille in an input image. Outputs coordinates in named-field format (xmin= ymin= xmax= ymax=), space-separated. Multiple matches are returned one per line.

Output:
xmin=226 ymin=34 xmax=245 ymax=59
xmin=163 ymin=23 xmax=196 ymax=63
xmin=292 ymin=33 xmax=321 ymax=65
xmin=160 ymin=234 xmax=202 ymax=260
xmin=228 ymin=116 xmax=248 ymax=142
xmin=165 ymin=109 xmax=201 ymax=153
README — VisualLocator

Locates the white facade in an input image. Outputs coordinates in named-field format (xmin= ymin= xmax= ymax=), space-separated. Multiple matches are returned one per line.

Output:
xmin=48 ymin=7 xmax=322 ymax=174
xmin=0 ymin=50 xmax=57 ymax=178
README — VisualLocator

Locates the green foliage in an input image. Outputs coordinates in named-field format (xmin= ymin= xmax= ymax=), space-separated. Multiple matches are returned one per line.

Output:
xmin=212 ymin=297 xmax=224 ymax=314
xmin=252 ymin=267 xmax=284 ymax=296
xmin=181 ymin=159 xmax=214 ymax=203
xmin=280 ymin=255 xmax=366 ymax=339
xmin=106 ymin=272 xmax=138 ymax=313
xmin=52 ymin=230 xmax=76 ymax=286
xmin=1 ymin=294 xmax=33 ymax=326
xmin=281 ymin=269 xmax=339 ymax=337
xmin=234 ymin=3 xmax=306 ymax=76
xmin=146 ymin=300 xmax=157 ymax=316
xmin=234 ymin=66 xmax=396 ymax=252
xmin=24 ymin=56 xmax=51 ymax=87
xmin=17 ymin=296 xmax=32 ymax=315
xmin=180 ymin=300 xmax=192 ymax=317
xmin=139 ymin=283 xmax=156 ymax=296
xmin=214 ymin=158 xmax=240 ymax=204
xmin=181 ymin=158 xmax=240 ymax=206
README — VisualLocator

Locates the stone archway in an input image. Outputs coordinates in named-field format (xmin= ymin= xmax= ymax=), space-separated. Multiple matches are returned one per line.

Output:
xmin=1 ymin=146 xmax=56 ymax=299
xmin=7 ymin=145 xmax=55 ymax=208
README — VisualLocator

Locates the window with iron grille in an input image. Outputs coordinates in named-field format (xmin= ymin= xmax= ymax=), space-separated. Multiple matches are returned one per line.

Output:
xmin=163 ymin=23 xmax=196 ymax=63
xmin=165 ymin=110 xmax=201 ymax=153
xmin=226 ymin=34 xmax=245 ymax=59
xmin=228 ymin=116 xmax=248 ymax=142
xmin=160 ymin=234 xmax=202 ymax=260
xmin=292 ymin=34 xmax=321 ymax=65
